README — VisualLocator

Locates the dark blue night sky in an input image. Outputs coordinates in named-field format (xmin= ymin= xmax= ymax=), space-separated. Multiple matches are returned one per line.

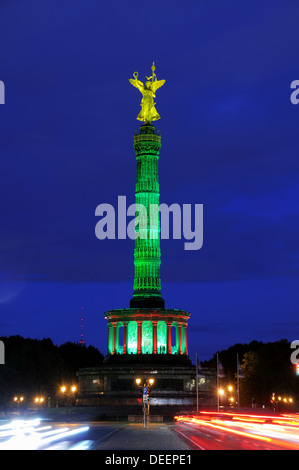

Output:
xmin=0 ymin=0 xmax=299 ymax=362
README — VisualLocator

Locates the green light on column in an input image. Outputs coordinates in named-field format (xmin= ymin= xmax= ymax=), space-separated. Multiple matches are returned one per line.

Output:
xmin=116 ymin=323 xmax=124 ymax=354
xmin=108 ymin=325 xmax=113 ymax=355
xmin=157 ymin=321 xmax=167 ymax=354
xmin=131 ymin=124 xmax=165 ymax=308
xmin=181 ymin=326 xmax=186 ymax=354
xmin=142 ymin=321 xmax=153 ymax=354
xmin=115 ymin=323 xmax=120 ymax=354
xmin=127 ymin=321 xmax=138 ymax=354
xmin=171 ymin=323 xmax=178 ymax=355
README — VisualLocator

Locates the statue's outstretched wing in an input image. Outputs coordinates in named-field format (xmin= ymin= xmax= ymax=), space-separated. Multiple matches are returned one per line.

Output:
xmin=152 ymin=79 xmax=165 ymax=93
xmin=129 ymin=78 xmax=144 ymax=94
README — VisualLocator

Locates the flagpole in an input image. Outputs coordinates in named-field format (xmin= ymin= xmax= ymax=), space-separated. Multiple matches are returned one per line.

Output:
xmin=196 ymin=354 xmax=199 ymax=414
xmin=217 ymin=353 xmax=219 ymax=411
xmin=237 ymin=353 xmax=240 ymax=408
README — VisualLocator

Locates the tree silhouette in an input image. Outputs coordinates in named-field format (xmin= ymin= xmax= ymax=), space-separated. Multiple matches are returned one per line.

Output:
xmin=0 ymin=336 xmax=104 ymax=407
xmin=201 ymin=339 xmax=299 ymax=408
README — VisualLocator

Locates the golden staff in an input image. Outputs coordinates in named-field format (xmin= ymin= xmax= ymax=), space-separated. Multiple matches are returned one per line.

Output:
xmin=151 ymin=62 xmax=156 ymax=83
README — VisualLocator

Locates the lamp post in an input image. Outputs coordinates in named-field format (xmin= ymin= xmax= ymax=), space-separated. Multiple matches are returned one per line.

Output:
xmin=60 ymin=385 xmax=77 ymax=422
xmin=34 ymin=397 xmax=44 ymax=406
xmin=135 ymin=377 xmax=155 ymax=428
xmin=227 ymin=386 xmax=234 ymax=407
xmin=13 ymin=396 xmax=24 ymax=408
xmin=218 ymin=388 xmax=224 ymax=410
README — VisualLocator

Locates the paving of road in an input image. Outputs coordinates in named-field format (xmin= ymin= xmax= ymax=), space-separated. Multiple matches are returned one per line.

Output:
xmin=94 ymin=422 xmax=191 ymax=450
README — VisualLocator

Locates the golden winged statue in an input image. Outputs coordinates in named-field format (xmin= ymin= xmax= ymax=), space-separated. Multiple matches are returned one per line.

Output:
xmin=129 ymin=62 xmax=165 ymax=123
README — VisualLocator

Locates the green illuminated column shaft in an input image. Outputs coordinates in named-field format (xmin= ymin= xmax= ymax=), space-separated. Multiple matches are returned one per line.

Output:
xmin=130 ymin=123 xmax=165 ymax=308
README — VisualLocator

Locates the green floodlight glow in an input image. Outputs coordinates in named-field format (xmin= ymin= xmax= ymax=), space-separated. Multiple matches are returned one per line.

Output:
xmin=127 ymin=321 xmax=138 ymax=354
xmin=157 ymin=321 xmax=167 ymax=354
xmin=130 ymin=124 xmax=165 ymax=308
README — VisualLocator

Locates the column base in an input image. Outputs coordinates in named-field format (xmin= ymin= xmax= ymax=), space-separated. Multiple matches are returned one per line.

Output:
xmin=103 ymin=352 xmax=192 ymax=366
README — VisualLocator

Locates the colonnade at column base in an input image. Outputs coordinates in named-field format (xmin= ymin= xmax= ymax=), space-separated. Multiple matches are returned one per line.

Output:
xmin=104 ymin=308 xmax=191 ymax=362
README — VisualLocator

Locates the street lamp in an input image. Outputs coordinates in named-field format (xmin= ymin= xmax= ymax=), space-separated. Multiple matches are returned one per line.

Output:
xmin=217 ymin=388 xmax=225 ymax=410
xmin=61 ymin=385 xmax=77 ymax=394
xmin=60 ymin=385 xmax=77 ymax=422
xmin=34 ymin=397 xmax=44 ymax=405
xmin=13 ymin=396 xmax=24 ymax=408
xmin=135 ymin=377 xmax=155 ymax=428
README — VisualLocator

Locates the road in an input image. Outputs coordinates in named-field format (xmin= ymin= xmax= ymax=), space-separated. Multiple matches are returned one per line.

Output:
xmin=0 ymin=419 xmax=124 ymax=450
xmin=1 ymin=410 xmax=299 ymax=450
xmin=0 ymin=419 xmax=188 ymax=450
xmin=173 ymin=410 xmax=299 ymax=450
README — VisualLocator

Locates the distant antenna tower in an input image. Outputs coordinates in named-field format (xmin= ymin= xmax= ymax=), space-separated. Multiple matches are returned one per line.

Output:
xmin=80 ymin=307 xmax=85 ymax=345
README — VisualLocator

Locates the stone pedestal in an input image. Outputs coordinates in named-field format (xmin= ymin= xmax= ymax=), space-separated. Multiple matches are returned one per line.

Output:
xmin=76 ymin=362 xmax=216 ymax=417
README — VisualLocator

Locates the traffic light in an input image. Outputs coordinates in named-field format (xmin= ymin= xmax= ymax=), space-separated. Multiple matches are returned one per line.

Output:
xmin=296 ymin=363 xmax=299 ymax=376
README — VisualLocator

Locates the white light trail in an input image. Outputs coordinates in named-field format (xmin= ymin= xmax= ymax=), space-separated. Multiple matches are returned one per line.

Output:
xmin=0 ymin=418 xmax=90 ymax=450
